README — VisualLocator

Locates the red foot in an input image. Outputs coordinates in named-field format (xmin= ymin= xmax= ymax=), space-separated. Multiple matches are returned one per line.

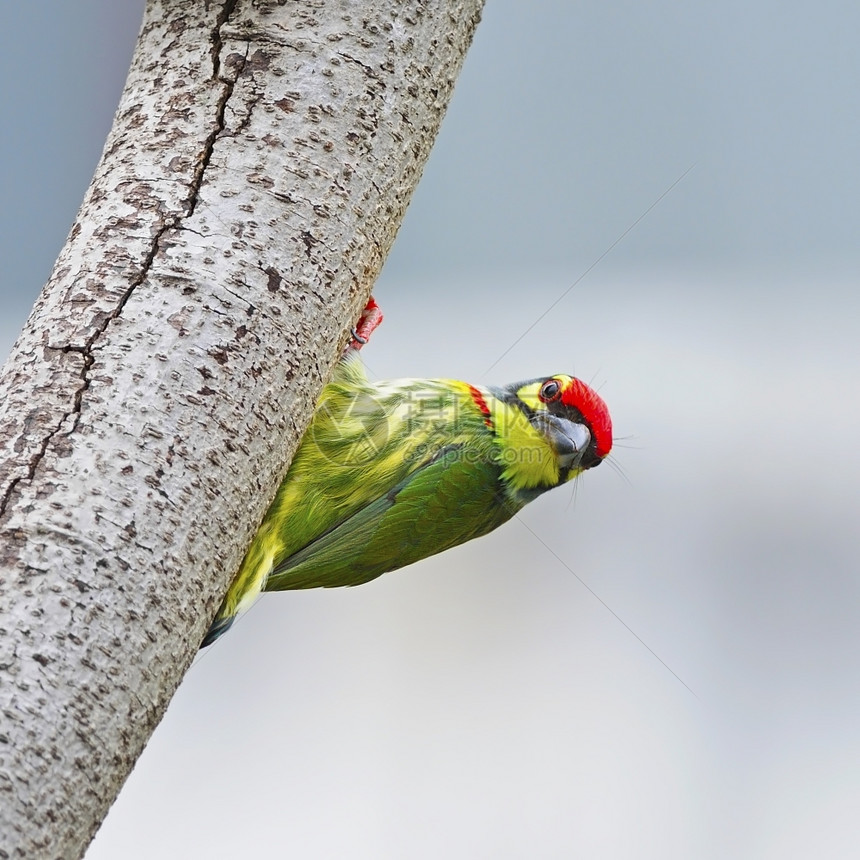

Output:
xmin=346 ymin=297 xmax=383 ymax=352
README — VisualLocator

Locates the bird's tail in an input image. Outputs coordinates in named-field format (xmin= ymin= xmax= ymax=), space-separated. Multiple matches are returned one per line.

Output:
xmin=200 ymin=615 xmax=234 ymax=648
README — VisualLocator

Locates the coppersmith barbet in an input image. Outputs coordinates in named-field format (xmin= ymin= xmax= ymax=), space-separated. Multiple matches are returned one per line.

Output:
xmin=203 ymin=300 xmax=612 ymax=645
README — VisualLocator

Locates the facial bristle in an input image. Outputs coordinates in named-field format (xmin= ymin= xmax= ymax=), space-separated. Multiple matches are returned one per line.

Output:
xmin=562 ymin=379 xmax=612 ymax=458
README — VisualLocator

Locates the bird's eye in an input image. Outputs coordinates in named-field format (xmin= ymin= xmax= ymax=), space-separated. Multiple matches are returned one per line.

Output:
xmin=538 ymin=379 xmax=562 ymax=403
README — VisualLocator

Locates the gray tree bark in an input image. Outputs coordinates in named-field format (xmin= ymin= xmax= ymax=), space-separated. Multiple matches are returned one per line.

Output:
xmin=0 ymin=1 xmax=484 ymax=857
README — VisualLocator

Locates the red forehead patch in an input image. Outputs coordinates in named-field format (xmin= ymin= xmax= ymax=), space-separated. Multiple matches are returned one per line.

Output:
xmin=561 ymin=378 xmax=612 ymax=458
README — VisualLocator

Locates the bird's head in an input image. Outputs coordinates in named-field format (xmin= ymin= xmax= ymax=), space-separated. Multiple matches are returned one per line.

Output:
xmin=495 ymin=375 xmax=612 ymax=483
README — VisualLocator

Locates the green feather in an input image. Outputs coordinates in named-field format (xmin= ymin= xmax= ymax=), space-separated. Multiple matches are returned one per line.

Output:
xmin=266 ymin=445 xmax=512 ymax=590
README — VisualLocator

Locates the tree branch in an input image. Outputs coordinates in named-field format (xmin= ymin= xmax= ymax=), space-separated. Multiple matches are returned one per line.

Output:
xmin=0 ymin=1 xmax=484 ymax=856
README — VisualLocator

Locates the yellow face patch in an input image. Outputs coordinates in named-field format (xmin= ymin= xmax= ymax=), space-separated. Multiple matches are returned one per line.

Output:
xmin=486 ymin=396 xmax=559 ymax=490
xmin=484 ymin=375 xmax=585 ymax=491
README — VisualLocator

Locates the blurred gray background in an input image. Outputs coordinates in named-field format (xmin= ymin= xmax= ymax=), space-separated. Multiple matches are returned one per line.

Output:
xmin=3 ymin=2 xmax=860 ymax=858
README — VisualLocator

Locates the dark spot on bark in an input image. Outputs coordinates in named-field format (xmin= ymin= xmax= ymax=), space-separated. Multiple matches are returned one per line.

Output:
xmin=234 ymin=325 xmax=248 ymax=341
xmin=52 ymin=435 xmax=73 ymax=459
xmin=111 ymin=216 xmax=143 ymax=231
xmin=223 ymin=52 xmax=246 ymax=73
xmin=168 ymin=14 xmax=189 ymax=33
xmin=164 ymin=106 xmax=192 ymax=123
xmin=73 ymin=580 xmax=90 ymax=593
xmin=246 ymin=49 xmax=271 ymax=72
xmin=198 ymin=386 xmax=217 ymax=396
xmin=300 ymin=231 xmax=318 ymax=258
xmin=33 ymin=654 xmax=51 ymax=667
xmin=265 ymin=266 xmax=282 ymax=293
xmin=125 ymin=521 xmax=137 ymax=538
xmin=121 ymin=465 xmax=134 ymax=475
xmin=249 ymin=173 xmax=275 ymax=189
xmin=197 ymin=366 xmax=214 ymax=380
xmin=209 ymin=348 xmax=229 ymax=365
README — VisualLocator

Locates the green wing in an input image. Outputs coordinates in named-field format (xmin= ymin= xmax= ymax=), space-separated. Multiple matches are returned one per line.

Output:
xmin=264 ymin=445 xmax=516 ymax=590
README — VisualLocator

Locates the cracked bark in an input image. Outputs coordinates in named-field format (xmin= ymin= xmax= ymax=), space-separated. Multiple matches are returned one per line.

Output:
xmin=0 ymin=1 xmax=484 ymax=857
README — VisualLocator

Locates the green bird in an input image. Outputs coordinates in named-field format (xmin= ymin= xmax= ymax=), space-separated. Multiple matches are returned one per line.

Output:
xmin=203 ymin=300 xmax=612 ymax=646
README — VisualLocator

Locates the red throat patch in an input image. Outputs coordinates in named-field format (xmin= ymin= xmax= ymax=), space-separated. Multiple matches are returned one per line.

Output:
xmin=561 ymin=379 xmax=612 ymax=458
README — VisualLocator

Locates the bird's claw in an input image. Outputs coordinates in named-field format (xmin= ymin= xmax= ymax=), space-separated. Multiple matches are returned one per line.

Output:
xmin=345 ymin=297 xmax=383 ymax=354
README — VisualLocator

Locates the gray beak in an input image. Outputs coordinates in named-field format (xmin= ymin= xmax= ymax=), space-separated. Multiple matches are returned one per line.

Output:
xmin=532 ymin=414 xmax=591 ymax=469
